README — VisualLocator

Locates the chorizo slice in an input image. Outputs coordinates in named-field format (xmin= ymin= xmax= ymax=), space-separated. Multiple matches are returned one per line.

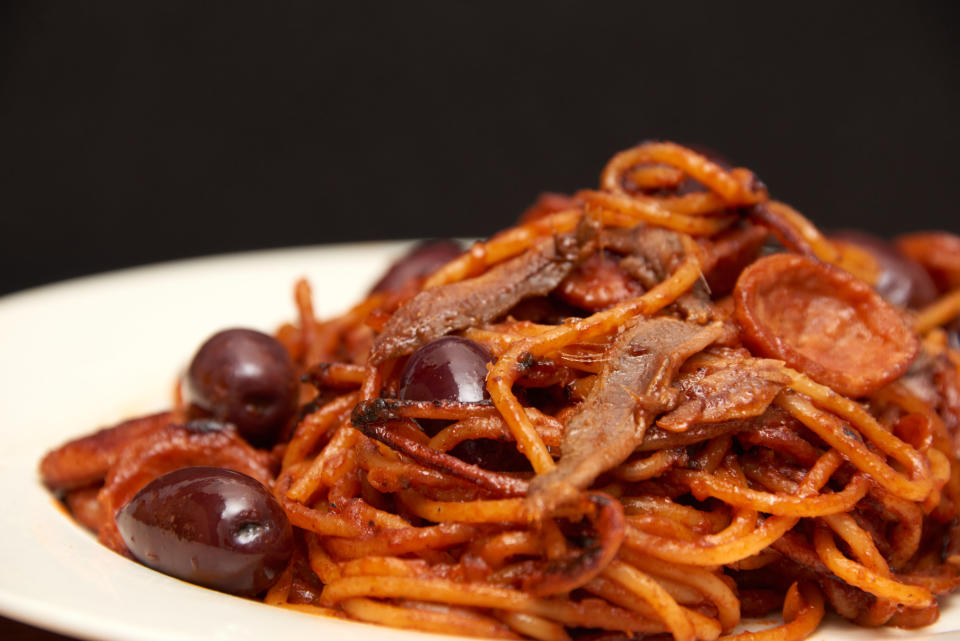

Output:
xmin=734 ymin=253 xmax=918 ymax=398
xmin=40 ymin=411 xmax=172 ymax=492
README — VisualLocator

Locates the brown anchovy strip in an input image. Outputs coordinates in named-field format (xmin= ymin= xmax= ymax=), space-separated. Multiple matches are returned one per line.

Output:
xmin=526 ymin=317 xmax=726 ymax=517
xmin=657 ymin=351 xmax=790 ymax=431
xmin=370 ymin=218 xmax=600 ymax=363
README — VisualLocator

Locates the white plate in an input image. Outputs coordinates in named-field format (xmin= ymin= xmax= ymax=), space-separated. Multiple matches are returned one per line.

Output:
xmin=0 ymin=242 xmax=956 ymax=641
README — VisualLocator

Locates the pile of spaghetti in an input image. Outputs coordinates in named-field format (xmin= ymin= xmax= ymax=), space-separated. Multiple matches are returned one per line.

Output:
xmin=41 ymin=142 xmax=960 ymax=641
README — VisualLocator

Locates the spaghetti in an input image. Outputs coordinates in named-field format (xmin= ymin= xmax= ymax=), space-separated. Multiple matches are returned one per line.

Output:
xmin=41 ymin=142 xmax=960 ymax=641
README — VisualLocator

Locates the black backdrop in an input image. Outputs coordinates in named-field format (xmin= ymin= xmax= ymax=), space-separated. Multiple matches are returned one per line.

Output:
xmin=1 ymin=1 xmax=957 ymax=296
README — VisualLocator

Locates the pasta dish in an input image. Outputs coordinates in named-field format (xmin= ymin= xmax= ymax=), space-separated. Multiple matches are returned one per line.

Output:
xmin=40 ymin=142 xmax=960 ymax=641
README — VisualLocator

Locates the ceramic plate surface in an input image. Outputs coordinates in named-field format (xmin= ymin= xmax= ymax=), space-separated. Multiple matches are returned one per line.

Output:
xmin=0 ymin=243 xmax=956 ymax=640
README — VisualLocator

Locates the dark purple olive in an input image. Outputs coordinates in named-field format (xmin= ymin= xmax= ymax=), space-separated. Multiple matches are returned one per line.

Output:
xmin=184 ymin=329 xmax=297 ymax=447
xmin=116 ymin=467 xmax=293 ymax=596
xmin=399 ymin=336 xmax=493 ymax=406
xmin=398 ymin=337 xmax=526 ymax=469
xmin=398 ymin=336 xmax=493 ymax=437
xmin=370 ymin=239 xmax=463 ymax=294
xmin=830 ymin=230 xmax=938 ymax=308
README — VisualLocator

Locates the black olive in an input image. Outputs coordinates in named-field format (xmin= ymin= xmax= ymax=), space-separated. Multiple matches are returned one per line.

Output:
xmin=184 ymin=328 xmax=297 ymax=446
xmin=398 ymin=336 xmax=493 ymax=410
xmin=116 ymin=466 xmax=293 ymax=596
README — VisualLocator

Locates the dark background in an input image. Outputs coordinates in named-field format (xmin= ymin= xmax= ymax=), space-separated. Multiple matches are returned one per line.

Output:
xmin=0 ymin=1 xmax=957 ymax=299
xmin=0 ymin=3 xmax=957 ymax=638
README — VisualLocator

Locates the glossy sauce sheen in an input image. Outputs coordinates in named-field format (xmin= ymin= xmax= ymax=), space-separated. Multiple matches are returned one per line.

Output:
xmin=116 ymin=467 xmax=293 ymax=596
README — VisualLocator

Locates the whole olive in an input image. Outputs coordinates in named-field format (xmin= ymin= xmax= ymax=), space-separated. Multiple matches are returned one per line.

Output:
xmin=398 ymin=335 xmax=490 ymax=435
xmin=184 ymin=328 xmax=297 ymax=447
xmin=116 ymin=466 xmax=293 ymax=596
xmin=398 ymin=336 xmax=493 ymax=409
